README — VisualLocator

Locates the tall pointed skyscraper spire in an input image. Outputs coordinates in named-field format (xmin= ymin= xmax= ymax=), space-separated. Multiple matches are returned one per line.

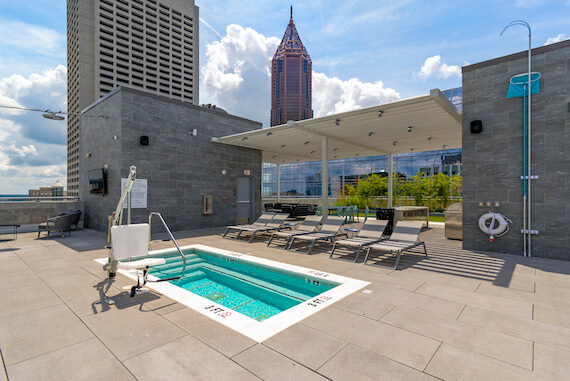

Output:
xmin=270 ymin=7 xmax=313 ymax=126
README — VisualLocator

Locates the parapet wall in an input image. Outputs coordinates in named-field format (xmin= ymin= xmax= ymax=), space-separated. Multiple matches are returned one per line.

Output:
xmin=0 ymin=201 xmax=84 ymax=232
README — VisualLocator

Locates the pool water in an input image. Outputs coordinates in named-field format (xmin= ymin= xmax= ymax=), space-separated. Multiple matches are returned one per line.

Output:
xmin=146 ymin=248 xmax=339 ymax=321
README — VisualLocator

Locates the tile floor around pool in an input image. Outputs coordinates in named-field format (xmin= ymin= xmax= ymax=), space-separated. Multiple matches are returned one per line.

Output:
xmin=1 ymin=225 xmax=570 ymax=380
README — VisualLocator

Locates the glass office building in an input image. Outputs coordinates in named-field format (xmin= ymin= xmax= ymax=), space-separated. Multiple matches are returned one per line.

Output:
xmin=262 ymin=88 xmax=462 ymax=197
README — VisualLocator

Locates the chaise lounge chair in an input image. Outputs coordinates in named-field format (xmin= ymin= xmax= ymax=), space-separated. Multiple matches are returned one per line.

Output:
xmin=234 ymin=213 xmax=291 ymax=243
xmin=330 ymin=219 xmax=388 ymax=262
xmin=267 ymin=215 xmax=323 ymax=247
xmin=287 ymin=216 xmax=345 ymax=254
xmin=364 ymin=221 xmax=427 ymax=270
xmin=223 ymin=212 xmax=275 ymax=238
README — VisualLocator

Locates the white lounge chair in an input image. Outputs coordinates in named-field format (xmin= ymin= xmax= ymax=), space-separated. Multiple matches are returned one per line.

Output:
xmin=330 ymin=219 xmax=388 ymax=262
xmin=234 ymin=213 xmax=291 ymax=243
xmin=267 ymin=215 xmax=323 ymax=247
xmin=364 ymin=221 xmax=427 ymax=270
xmin=287 ymin=216 xmax=345 ymax=254
xmin=223 ymin=212 xmax=275 ymax=238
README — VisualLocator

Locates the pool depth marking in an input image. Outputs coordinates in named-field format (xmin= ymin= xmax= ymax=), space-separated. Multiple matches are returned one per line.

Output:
xmin=95 ymin=244 xmax=369 ymax=342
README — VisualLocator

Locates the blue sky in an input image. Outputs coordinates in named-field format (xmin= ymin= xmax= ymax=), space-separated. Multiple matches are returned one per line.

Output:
xmin=0 ymin=0 xmax=568 ymax=193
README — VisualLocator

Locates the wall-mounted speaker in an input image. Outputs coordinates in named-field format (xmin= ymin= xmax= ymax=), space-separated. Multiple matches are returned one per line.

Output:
xmin=140 ymin=135 xmax=149 ymax=146
xmin=470 ymin=120 xmax=483 ymax=134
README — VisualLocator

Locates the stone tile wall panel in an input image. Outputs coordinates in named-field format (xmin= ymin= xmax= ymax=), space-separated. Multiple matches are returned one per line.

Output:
xmin=462 ymin=41 xmax=569 ymax=259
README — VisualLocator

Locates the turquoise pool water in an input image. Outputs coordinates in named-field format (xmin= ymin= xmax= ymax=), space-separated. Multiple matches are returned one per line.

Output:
xmin=146 ymin=248 xmax=339 ymax=322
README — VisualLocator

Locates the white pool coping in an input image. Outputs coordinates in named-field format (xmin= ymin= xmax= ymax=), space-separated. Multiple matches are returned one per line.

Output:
xmin=96 ymin=244 xmax=369 ymax=342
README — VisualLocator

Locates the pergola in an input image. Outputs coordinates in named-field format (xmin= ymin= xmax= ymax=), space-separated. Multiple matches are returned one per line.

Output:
xmin=213 ymin=89 xmax=462 ymax=216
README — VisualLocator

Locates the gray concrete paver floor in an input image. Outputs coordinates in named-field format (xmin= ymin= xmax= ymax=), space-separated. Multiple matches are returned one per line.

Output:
xmin=1 ymin=226 xmax=570 ymax=380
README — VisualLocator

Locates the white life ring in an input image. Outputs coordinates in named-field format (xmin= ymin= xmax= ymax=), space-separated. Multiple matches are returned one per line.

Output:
xmin=478 ymin=212 xmax=510 ymax=237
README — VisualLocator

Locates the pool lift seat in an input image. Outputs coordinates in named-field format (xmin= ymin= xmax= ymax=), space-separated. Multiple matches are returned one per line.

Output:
xmin=109 ymin=219 xmax=187 ymax=297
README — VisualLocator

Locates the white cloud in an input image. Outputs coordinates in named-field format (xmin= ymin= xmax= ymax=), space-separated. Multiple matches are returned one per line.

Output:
xmin=200 ymin=24 xmax=401 ymax=125
xmin=418 ymin=55 xmax=461 ymax=79
xmin=0 ymin=21 xmax=65 ymax=57
xmin=3 ymin=143 xmax=37 ymax=157
xmin=0 ymin=66 xmax=68 ymax=194
xmin=200 ymin=24 xmax=280 ymax=124
xmin=544 ymin=33 xmax=568 ymax=45
xmin=0 ymin=119 xmax=20 ymax=141
xmin=312 ymin=72 xmax=400 ymax=116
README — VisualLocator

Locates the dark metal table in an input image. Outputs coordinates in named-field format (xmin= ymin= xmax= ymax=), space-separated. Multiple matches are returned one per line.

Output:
xmin=0 ymin=224 xmax=20 ymax=240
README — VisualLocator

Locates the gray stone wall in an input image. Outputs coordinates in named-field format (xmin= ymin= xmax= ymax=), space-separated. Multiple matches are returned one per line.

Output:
xmin=80 ymin=87 xmax=262 ymax=233
xmin=462 ymin=40 xmax=570 ymax=259
xmin=0 ymin=201 xmax=84 ymax=231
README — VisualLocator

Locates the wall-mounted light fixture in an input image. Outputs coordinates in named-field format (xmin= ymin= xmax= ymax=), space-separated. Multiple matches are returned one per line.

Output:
xmin=427 ymin=136 xmax=433 ymax=141
xmin=335 ymin=119 xmax=340 ymax=126
xmin=407 ymin=126 xmax=413 ymax=132
xmin=271 ymin=155 xmax=277 ymax=158
xmin=411 ymin=148 xmax=415 ymax=151
xmin=112 ymin=135 xmax=118 ymax=140
xmin=333 ymin=148 xmax=338 ymax=152
xmin=368 ymin=132 xmax=374 ymax=137
xmin=393 ymin=141 xmax=397 ymax=146
xmin=86 ymin=152 xmax=91 ymax=158
xmin=377 ymin=111 xmax=383 ymax=117
xmin=470 ymin=120 xmax=483 ymax=134
xmin=221 ymin=169 xmax=227 ymax=175
xmin=241 ymin=137 xmax=248 ymax=141
xmin=310 ymin=151 xmax=315 ymax=154
xmin=280 ymin=144 xmax=286 ymax=148
xmin=191 ymin=129 xmax=198 ymax=136
xmin=266 ymin=132 xmax=273 ymax=136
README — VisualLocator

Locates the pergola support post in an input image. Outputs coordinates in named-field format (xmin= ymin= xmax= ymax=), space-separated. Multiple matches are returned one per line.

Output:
xmin=322 ymin=136 xmax=328 ymax=217
xmin=388 ymin=154 xmax=393 ymax=208
xmin=276 ymin=163 xmax=281 ymax=203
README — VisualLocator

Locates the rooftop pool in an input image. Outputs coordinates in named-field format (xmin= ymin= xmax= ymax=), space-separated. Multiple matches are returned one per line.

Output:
xmin=97 ymin=244 xmax=369 ymax=342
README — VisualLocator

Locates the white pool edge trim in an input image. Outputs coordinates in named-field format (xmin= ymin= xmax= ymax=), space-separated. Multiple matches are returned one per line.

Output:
xmin=95 ymin=244 xmax=369 ymax=342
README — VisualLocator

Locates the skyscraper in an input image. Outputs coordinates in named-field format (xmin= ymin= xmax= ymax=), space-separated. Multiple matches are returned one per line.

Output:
xmin=270 ymin=7 xmax=313 ymax=127
xmin=67 ymin=0 xmax=199 ymax=196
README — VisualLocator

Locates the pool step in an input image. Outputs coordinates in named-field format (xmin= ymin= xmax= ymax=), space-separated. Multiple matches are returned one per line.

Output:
xmin=150 ymin=262 xmax=210 ymax=279
xmin=172 ymin=270 xmax=207 ymax=286
xmin=153 ymin=256 xmax=202 ymax=272
xmin=199 ymin=263 xmax=313 ymax=302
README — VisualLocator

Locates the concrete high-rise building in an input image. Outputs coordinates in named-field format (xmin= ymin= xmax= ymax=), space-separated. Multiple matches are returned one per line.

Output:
xmin=270 ymin=6 xmax=313 ymax=127
xmin=66 ymin=0 xmax=199 ymax=195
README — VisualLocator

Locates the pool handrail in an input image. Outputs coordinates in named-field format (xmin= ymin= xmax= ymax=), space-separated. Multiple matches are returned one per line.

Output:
xmin=148 ymin=212 xmax=187 ymax=277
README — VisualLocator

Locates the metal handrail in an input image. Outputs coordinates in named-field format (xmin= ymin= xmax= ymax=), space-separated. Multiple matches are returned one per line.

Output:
xmin=0 ymin=196 xmax=81 ymax=202
xmin=148 ymin=212 xmax=186 ymax=277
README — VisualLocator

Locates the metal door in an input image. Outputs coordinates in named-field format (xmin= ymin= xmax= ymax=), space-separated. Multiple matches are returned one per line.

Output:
xmin=236 ymin=176 xmax=253 ymax=224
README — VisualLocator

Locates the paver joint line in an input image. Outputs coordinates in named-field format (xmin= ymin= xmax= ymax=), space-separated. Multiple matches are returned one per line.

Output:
xmin=258 ymin=343 xmax=333 ymax=380
xmin=423 ymin=341 xmax=444 ymax=373
xmin=314 ymin=341 xmax=351 ymax=372
xmin=0 ymin=348 xmax=8 ymax=380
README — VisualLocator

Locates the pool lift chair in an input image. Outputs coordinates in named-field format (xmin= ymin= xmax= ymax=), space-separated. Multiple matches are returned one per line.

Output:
xmin=102 ymin=166 xmax=187 ymax=303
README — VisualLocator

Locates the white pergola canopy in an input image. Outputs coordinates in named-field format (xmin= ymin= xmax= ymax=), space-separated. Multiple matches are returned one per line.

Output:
xmin=213 ymin=89 xmax=461 ymax=215
xmin=213 ymin=89 xmax=461 ymax=164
